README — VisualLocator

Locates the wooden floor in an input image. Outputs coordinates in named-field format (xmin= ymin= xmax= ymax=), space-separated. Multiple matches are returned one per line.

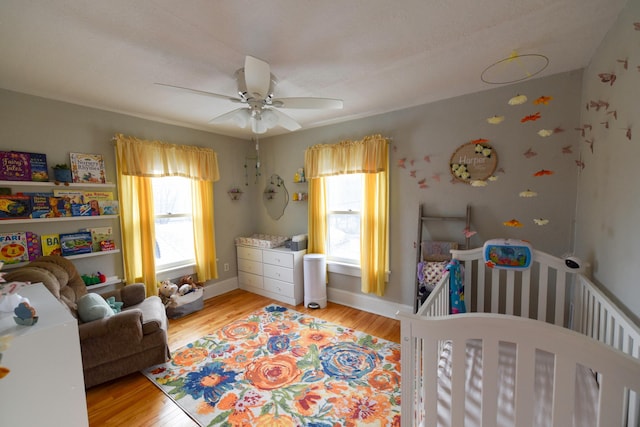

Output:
xmin=85 ymin=289 xmax=400 ymax=426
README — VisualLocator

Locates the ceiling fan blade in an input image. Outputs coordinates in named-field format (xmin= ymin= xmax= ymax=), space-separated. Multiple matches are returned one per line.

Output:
xmin=270 ymin=109 xmax=302 ymax=131
xmin=155 ymin=83 xmax=242 ymax=103
xmin=271 ymin=97 xmax=343 ymax=110
xmin=244 ymin=56 xmax=271 ymax=98
xmin=209 ymin=108 xmax=250 ymax=125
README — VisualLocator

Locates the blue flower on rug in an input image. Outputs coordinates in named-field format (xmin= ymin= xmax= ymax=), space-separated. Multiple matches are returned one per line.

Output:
xmin=181 ymin=361 xmax=239 ymax=406
xmin=265 ymin=305 xmax=288 ymax=313
xmin=319 ymin=342 xmax=378 ymax=380
xmin=267 ymin=334 xmax=290 ymax=354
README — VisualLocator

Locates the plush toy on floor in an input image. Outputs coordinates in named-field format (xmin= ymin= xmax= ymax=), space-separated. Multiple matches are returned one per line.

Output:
xmin=158 ymin=280 xmax=179 ymax=307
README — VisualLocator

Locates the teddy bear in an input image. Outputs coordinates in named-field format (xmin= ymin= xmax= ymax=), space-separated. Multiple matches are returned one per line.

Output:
xmin=177 ymin=275 xmax=204 ymax=296
xmin=158 ymin=280 xmax=179 ymax=307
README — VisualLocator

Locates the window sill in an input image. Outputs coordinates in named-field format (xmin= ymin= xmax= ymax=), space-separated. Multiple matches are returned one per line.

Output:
xmin=327 ymin=261 xmax=391 ymax=282
xmin=156 ymin=263 xmax=196 ymax=282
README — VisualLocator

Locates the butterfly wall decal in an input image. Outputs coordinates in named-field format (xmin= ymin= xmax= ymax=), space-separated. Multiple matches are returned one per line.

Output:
xmin=533 ymin=169 xmax=554 ymax=177
xmin=521 ymin=112 xmax=542 ymax=123
xmin=533 ymin=96 xmax=553 ymax=105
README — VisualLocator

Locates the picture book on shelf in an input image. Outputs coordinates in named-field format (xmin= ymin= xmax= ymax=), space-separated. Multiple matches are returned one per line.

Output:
xmin=26 ymin=231 xmax=41 ymax=260
xmin=53 ymin=189 xmax=84 ymax=204
xmin=82 ymin=226 xmax=114 ymax=252
xmin=70 ymin=152 xmax=106 ymax=184
xmin=0 ymin=232 xmax=30 ymax=264
xmin=83 ymin=191 xmax=113 ymax=215
xmin=20 ymin=152 xmax=49 ymax=182
xmin=0 ymin=195 xmax=32 ymax=219
xmin=0 ymin=151 xmax=31 ymax=181
xmin=41 ymin=234 xmax=61 ymax=256
xmin=59 ymin=231 xmax=93 ymax=256
xmin=98 ymin=200 xmax=119 ymax=215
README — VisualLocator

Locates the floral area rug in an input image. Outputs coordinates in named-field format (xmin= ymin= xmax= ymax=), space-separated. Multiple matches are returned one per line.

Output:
xmin=142 ymin=304 xmax=401 ymax=426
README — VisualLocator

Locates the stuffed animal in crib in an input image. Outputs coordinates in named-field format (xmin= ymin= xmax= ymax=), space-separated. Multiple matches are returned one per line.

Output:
xmin=158 ymin=280 xmax=179 ymax=307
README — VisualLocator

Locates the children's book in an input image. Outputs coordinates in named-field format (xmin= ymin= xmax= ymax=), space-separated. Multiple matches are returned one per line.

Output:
xmin=59 ymin=232 xmax=92 ymax=256
xmin=53 ymin=189 xmax=84 ymax=204
xmin=82 ymin=226 xmax=114 ymax=252
xmin=26 ymin=231 xmax=41 ymax=260
xmin=0 ymin=195 xmax=32 ymax=219
xmin=48 ymin=196 xmax=72 ymax=217
xmin=17 ymin=152 xmax=48 ymax=182
xmin=83 ymin=191 xmax=113 ymax=215
xmin=0 ymin=232 xmax=29 ymax=264
xmin=0 ymin=151 xmax=31 ymax=181
xmin=70 ymin=152 xmax=106 ymax=184
xmin=41 ymin=234 xmax=61 ymax=256
xmin=98 ymin=200 xmax=119 ymax=215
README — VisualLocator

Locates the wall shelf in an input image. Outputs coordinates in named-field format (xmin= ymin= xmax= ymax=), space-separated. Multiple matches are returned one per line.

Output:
xmin=0 ymin=214 xmax=118 ymax=225
xmin=0 ymin=180 xmax=116 ymax=188
xmin=2 ymin=249 xmax=121 ymax=270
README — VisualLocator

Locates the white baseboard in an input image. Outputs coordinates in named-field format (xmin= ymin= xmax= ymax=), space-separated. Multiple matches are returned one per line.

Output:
xmin=327 ymin=287 xmax=412 ymax=319
xmin=203 ymin=277 xmax=238 ymax=300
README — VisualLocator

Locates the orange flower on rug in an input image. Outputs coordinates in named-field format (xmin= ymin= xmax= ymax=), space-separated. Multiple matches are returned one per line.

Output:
xmin=143 ymin=304 xmax=401 ymax=426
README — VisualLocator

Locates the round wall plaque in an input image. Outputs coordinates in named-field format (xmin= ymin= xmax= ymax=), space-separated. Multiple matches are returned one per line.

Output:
xmin=450 ymin=141 xmax=498 ymax=183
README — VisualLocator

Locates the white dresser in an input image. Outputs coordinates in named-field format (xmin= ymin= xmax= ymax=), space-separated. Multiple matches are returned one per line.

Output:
xmin=237 ymin=246 xmax=306 ymax=305
xmin=0 ymin=283 xmax=88 ymax=426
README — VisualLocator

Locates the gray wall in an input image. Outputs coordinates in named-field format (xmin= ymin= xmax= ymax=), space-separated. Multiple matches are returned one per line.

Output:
xmin=256 ymin=71 xmax=583 ymax=307
xmin=574 ymin=0 xmax=640 ymax=321
xmin=0 ymin=89 xmax=256 ymax=285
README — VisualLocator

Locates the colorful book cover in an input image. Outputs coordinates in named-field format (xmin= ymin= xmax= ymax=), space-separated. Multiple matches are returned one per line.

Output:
xmin=16 ymin=152 xmax=48 ymax=182
xmin=41 ymin=234 xmax=61 ymax=256
xmin=83 ymin=191 xmax=113 ymax=215
xmin=83 ymin=226 xmax=113 ymax=252
xmin=0 ymin=151 xmax=31 ymax=181
xmin=26 ymin=231 xmax=41 ymax=260
xmin=98 ymin=200 xmax=119 ymax=215
xmin=71 ymin=203 xmax=92 ymax=216
xmin=70 ymin=152 xmax=106 ymax=184
xmin=59 ymin=231 xmax=93 ymax=256
xmin=30 ymin=193 xmax=52 ymax=218
xmin=53 ymin=189 xmax=84 ymax=204
xmin=0 ymin=195 xmax=32 ymax=219
xmin=0 ymin=232 xmax=29 ymax=264
xmin=48 ymin=196 xmax=72 ymax=217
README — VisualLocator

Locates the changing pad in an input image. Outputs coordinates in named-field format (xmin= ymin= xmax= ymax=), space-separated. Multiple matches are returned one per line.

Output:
xmin=234 ymin=234 xmax=288 ymax=249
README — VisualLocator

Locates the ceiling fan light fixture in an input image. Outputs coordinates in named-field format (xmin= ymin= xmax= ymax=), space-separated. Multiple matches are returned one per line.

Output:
xmin=261 ymin=109 xmax=279 ymax=128
xmin=251 ymin=115 xmax=268 ymax=134
xmin=231 ymin=109 xmax=251 ymax=128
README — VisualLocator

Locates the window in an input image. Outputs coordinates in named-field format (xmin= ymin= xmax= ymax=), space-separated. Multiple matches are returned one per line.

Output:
xmin=326 ymin=173 xmax=363 ymax=265
xmin=152 ymin=176 xmax=195 ymax=271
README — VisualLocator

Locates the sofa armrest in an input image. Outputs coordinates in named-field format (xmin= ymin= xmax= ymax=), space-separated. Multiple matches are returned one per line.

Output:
xmin=120 ymin=283 xmax=147 ymax=307
xmin=78 ymin=309 xmax=143 ymax=341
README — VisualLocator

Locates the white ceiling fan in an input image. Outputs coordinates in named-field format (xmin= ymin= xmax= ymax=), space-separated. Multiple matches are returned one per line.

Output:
xmin=157 ymin=56 xmax=343 ymax=134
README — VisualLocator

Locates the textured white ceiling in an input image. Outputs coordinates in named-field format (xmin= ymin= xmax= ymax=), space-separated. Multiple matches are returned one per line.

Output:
xmin=0 ymin=0 xmax=627 ymax=139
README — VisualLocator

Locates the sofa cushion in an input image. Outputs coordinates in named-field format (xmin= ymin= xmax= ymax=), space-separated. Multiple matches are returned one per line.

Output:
xmin=77 ymin=293 xmax=114 ymax=323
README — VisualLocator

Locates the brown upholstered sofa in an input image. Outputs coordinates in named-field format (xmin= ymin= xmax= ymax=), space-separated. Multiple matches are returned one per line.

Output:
xmin=4 ymin=255 xmax=170 ymax=388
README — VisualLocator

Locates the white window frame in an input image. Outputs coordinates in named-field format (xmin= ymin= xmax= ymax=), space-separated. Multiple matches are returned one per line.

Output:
xmin=325 ymin=174 xmax=363 ymax=269
xmin=152 ymin=176 xmax=196 ymax=274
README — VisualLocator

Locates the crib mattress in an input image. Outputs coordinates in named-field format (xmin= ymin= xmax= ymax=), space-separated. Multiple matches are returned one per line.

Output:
xmin=234 ymin=234 xmax=288 ymax=249
xmin=436 ymin=339 xmax=599 ymax=427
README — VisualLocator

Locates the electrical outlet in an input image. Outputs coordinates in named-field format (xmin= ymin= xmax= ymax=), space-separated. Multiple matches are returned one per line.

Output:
xmin=223 ymin=262 xmax=230 ymax=272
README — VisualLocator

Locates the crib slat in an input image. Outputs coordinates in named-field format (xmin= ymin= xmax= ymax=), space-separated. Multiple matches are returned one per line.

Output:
xmin=450 ymin=340 xmax=467 ymax=427
xmin=597 ymin=376 xmax=624 ymax=427
xmin=551 ymin=356 xmax=576 ymax=426
xmin=481 ymin=338 xmax=499 ymax=426
xmin=554 ymin=271 xmax=566 ymax=326
xmin=538 ymin=264 xmax=549 ymax=321
xmin=491 ymin=270 xmax=500 ymax=313
xmin=423 ymin=337 xmax=439 ymax=427
xmin=463 ymin=260 xmax=473 ymax=313
xmin=505 ymin=270 xmax=514 ymax=315
xmin=514 ymin=343 xmax=536 ymax=426
xmin=521 ymin=268 xmax=531 ymax=319
xmin=477 ymin=261 xmax=485 ymax=312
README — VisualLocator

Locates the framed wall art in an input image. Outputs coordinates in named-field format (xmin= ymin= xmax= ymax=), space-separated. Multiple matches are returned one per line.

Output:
xmin=450 ymin=141 xmax=498 ymax=183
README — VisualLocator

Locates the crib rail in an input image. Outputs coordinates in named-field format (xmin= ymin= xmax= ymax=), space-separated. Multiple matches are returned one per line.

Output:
xmin=398 ymin=312 xmax=640 ymax=427
xmin=401 ymin=246 xmax=640 ymax=427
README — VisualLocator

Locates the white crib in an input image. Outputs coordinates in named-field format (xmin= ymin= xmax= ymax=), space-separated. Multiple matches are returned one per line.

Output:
xmin=398 ymin=247 xmax=640 ymax=426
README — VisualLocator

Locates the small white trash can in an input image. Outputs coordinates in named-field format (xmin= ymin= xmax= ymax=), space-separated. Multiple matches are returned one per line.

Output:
xmin=303 ymin=253 xmax=327 ymax=309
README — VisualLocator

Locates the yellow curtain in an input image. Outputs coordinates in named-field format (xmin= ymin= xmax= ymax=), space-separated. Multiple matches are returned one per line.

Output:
xmin=115 ymin=134 xmax=220 ymax=294
xmin=305 ymin=134 xmax=389 ymax=295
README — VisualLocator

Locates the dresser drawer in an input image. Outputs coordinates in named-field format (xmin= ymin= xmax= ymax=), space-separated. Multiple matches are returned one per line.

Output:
xmin=263 ymin=263 xmax=294 ymax=283
xmin=237 ymin=246 xmax=262 ymax=262
xmin=263 ymin=250 xmax=294 ymax=268
xmin=264 ymin=277 xmax=296 ymax=298
xmin=237 ymin=258 xmax=263 ymax=275
xmin=238 ymin=271 xmax=263 ymax=289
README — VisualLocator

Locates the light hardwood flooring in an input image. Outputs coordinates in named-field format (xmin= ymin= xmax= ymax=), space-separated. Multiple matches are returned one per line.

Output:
xmin=85 ymin=289 xmax=400 ymax=426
